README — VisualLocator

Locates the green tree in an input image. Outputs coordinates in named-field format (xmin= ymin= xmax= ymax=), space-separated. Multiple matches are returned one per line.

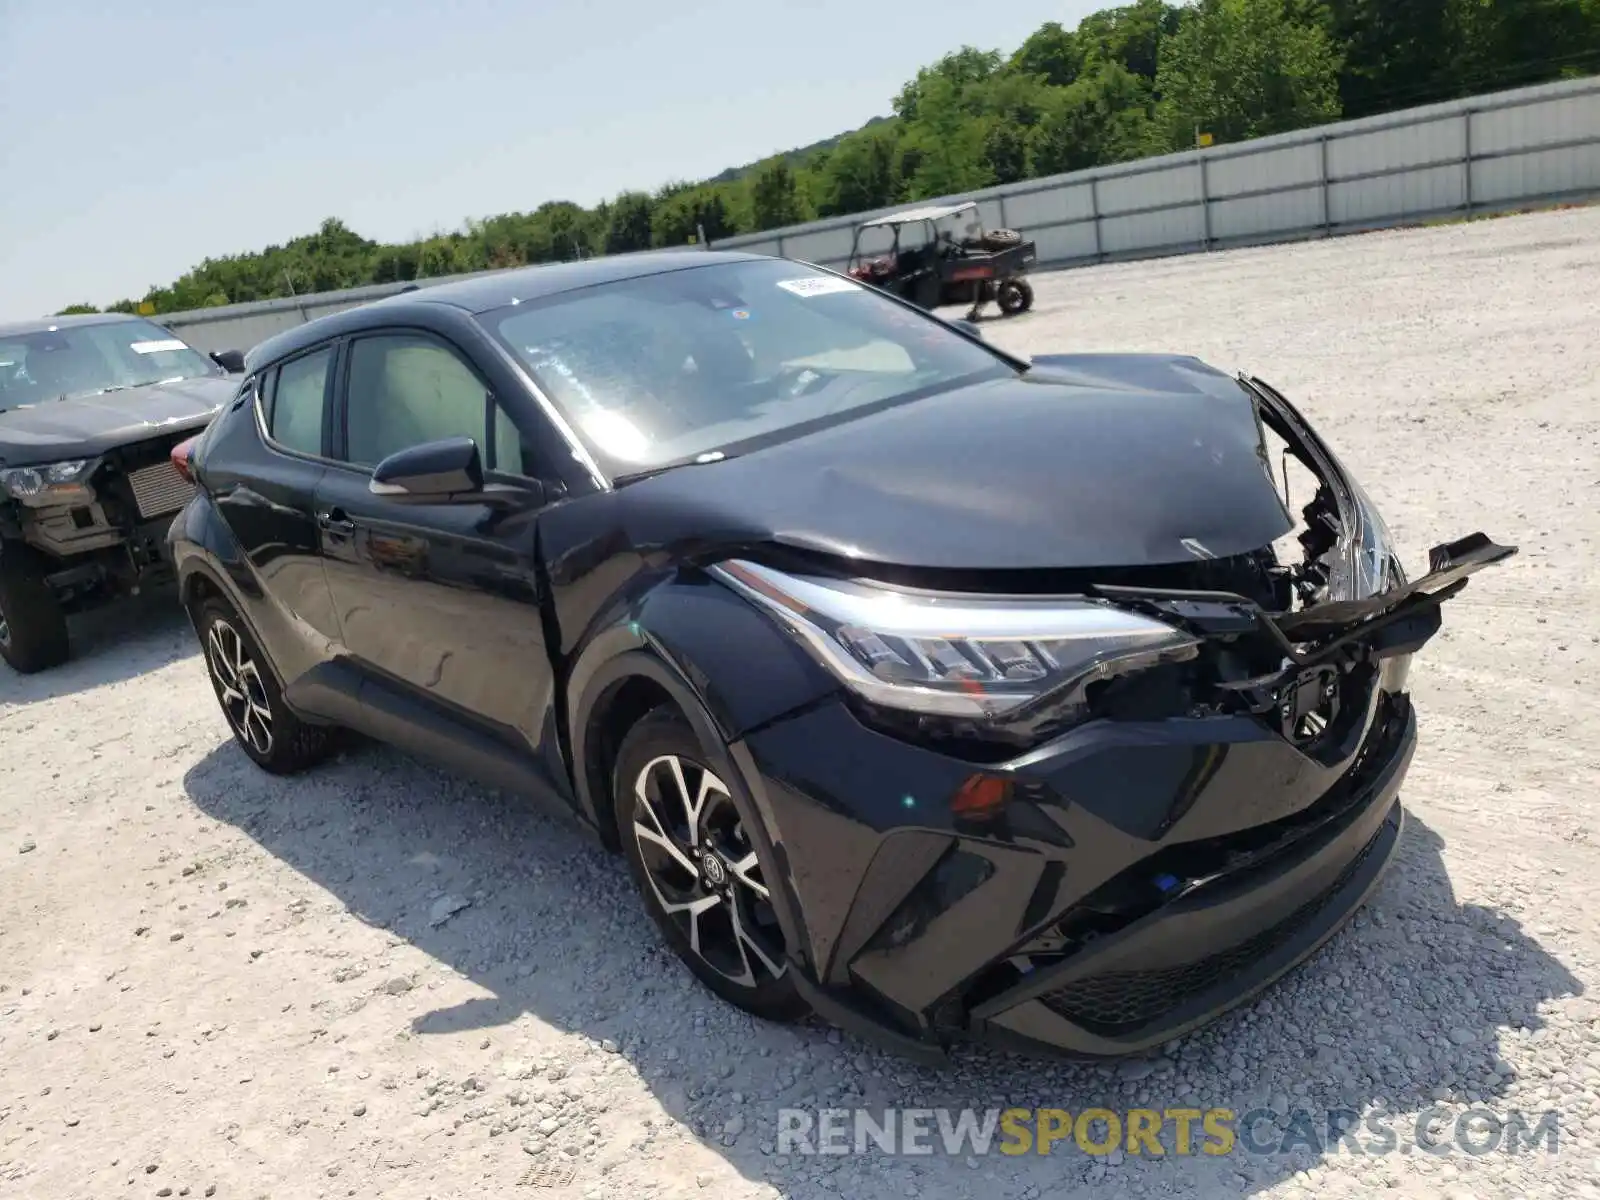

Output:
xmin=603 ymin=192 xmax=655 ymax=253
xmin=1077 ymin=0 xmax=1184 ymax=80
xmin=900 ymin=72 xmax=995 ymax=199
xmin=1030 ymin=63 xmax=1161 ymax=174
xmin=1011 ymin=22 xmax=1085 ymax=85
xmin=1155 ymin=0 xmax=1343 ymax=147
xmin=747 ymin=158 xmax=806 ymax=229
xmin=816 ymin=125 xmax=901 ymax=215
xmin=56 ymin=303 xmax=99 ymax=315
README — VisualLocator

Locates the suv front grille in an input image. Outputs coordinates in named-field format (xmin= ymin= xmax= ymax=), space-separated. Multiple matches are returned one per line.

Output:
xmin=126 ymin=459 xmax=195 ymax=519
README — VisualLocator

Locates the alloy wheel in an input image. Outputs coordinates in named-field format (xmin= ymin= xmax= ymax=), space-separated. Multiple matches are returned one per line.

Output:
xmin=206 ymin=618 xmax=274 ymax=757
xmin=630 ymin=753 xmax=786 ymax=988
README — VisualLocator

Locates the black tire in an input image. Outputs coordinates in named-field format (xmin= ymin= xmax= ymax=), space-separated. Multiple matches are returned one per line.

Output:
xmin=997 ymin=278 xmax=1035 ymax=315
xmin=614 ymin=706 xmax=808 ymax=1022
xmin=0 ymin=542 xmax=69 ymax=674
xmin=195 ymin=596 xmax=335 ymax=774
xmin=981 ymin=227 xmax=1023 ymax=250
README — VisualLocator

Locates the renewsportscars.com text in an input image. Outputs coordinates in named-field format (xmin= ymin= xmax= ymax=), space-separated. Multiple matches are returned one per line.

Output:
xmin=776 ymin=1106 xmax=1561 ymax=1159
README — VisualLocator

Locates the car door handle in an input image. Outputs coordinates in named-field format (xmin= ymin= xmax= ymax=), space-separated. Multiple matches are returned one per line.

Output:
xmin=317 ymin=509 xmax=357 ymax=536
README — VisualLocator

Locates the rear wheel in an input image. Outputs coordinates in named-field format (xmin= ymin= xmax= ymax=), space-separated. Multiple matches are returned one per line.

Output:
xmin=197 ymin=596 xmax=334 ymax=774
xmin=614 ymin=707 xmax=807 ymax=1022
xmin=997 ymin=278 xmax=1035 ymax=315
xmin=0 ymin=542 xmax=69 ymax=674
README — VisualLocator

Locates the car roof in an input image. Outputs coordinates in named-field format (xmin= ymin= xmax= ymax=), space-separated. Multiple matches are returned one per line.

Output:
xmin=247 ymin=248 xmax=771 ymax=371
xmin=857 ymin=202 xmax=978 ymax=229
xmin=0 ymin=311 xmax=147 ymax=338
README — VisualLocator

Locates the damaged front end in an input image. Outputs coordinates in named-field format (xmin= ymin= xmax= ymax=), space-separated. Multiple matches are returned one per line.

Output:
xmin=714 ymin=374 xmax=1514 ymax=761
xmin=711 ymin=372 xmax=1515 ymax=1058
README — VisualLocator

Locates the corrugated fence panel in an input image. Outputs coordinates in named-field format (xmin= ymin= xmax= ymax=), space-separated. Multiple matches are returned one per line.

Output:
xmin=1475 ymin=143 xmax=1600 ymax=205
xmin=1474 ymin=91 xmax=1600 ymax=154
xmin=1329 ymin=114 xmax=1466 ymax=181
xmin=154 ymin=76 xmax=1600 ymax=355
xmin=1210 ymin=185 xmax=1324 ymax=240
xmin=780 ymin=225 xmax=855 ymax=266
xmin=1208 ymin=141 xmax=1323 ymax=197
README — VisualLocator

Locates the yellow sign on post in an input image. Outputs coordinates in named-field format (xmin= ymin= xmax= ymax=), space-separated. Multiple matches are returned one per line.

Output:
xmin=1197 ymin=132 xmax=1215 ymax=149
xmin=137 ymin=301 xmax=156 ymax=316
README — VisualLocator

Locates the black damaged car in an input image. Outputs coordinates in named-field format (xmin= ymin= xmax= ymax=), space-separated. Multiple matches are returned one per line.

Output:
xmin=0 ymin=313 xmax=244 ymax=672
xmin=168 ymin=250 xmax=1513 ymax=1061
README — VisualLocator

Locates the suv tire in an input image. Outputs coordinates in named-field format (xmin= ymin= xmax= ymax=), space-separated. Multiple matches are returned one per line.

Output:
xmin=196 ymin=595 xmax=336 ymax=774
xmin=0 ymin=542 xmax=70 ymax=674
xmin=981 ymin=227 xmax=1023 ymax=250
xmin=614 ymin=706 xmax=808 ymax=1023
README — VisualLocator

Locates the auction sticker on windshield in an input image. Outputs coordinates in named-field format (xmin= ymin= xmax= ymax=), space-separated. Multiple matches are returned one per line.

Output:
xmin=777 ymin=277 xmax=860 ymax=298
xmin=129 ymin=339 xmax=190 ymax=355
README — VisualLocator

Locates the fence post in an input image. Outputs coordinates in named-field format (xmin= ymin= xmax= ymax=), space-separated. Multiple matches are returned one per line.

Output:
xmin=1463 ymin=110 xmax=1476 ymax=215
xmin=1198 ymin=154 xmax=1212 ymax=250
xmin=776 ymin=234 xmax=787 ymax=260
xmin=998 ymin=193 xmax=1009 ymax=230
xmin=1319 ymin=133 xmax=1332 ymax=235
xmin=1090 ymin=177 xmax=1103 ymax=262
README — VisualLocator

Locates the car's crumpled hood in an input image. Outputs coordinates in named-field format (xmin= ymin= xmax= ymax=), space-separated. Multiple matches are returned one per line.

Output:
xmin=615 ymin=353 xmax=1295 ymax=571
xmin=0 ymin=376 xmax=234 ymax=465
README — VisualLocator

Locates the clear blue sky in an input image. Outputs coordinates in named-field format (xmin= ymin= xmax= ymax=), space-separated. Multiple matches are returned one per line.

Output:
xmin=1 ymin=0 xmax=1099 ymax=319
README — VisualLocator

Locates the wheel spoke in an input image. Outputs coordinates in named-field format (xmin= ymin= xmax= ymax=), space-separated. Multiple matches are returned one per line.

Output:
xmin=728 ymin=851 xmax=769 ymax=900
xmin=633 ymin=760 xmax=698 ymax=875
xmin=207 ymin=628 xmax=237 ymax=687
xmin=632 ymin=817 xmax=696 ymax=876
xmin=728 ymin=890 xmax=785 ymax=984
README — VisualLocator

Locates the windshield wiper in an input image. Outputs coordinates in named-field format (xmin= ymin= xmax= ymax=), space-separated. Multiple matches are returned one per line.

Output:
xmin=612 ymin=452 xmax=729 ymax=486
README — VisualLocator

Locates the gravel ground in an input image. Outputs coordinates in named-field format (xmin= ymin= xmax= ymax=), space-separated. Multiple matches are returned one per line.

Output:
xmin=4 ymin=207 xmax=1600 ymax=1200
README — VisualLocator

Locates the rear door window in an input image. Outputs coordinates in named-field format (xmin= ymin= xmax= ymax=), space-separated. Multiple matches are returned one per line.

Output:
xmin=268 ymin=347 xmax=333 ymax=457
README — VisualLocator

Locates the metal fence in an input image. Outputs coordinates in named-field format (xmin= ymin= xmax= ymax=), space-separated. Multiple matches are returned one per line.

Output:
xmin=159 ymin=74 xmax=1600 ymax=354
xmin=711 ymin=73 xmax=1600 ymax=270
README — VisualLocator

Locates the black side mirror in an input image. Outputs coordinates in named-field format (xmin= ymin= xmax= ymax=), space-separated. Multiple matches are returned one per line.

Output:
xmin=368 ymin=437 xmax=541 ymax=508
xmin=210 ymin=349 xmax=246 ymax=374
xmin=370 ymin=437 xmax=485 ymax=503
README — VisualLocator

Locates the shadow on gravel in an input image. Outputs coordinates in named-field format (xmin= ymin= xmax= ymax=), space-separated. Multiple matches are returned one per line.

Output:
xmin=0 ymin=587 xmax=194 ymax=706
xmin=183 ymin=738 xmax=1581 ymax=1198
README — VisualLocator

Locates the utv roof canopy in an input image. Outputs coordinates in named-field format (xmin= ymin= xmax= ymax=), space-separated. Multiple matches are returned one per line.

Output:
xmin=855 ymin=202 xmax=979 ymax=229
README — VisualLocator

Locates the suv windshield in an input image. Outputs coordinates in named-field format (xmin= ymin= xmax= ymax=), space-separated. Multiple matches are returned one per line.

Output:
xmin=482 ymin=258 xmax=1011 ymax=476
xmin=0 ymin=318 xmax=217 ymax=413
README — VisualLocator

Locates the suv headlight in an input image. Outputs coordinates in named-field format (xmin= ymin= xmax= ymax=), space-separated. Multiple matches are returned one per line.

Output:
xmin=0 ymin=459 xmax=97 ymax=504
xmin=711 ymin=559 xmax=1199 ymax=719
xmin=1326 ymin=473 xmax=1400 ymax=602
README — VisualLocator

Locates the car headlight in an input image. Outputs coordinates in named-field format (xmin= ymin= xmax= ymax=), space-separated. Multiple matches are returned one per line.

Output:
xmin=0 ymin=459 xmax=96 ymax=503
xmin=1326 ymin=473 xmax=1400 ymax=602
xmin=711 ymin=559 xmax=1199 ymax=719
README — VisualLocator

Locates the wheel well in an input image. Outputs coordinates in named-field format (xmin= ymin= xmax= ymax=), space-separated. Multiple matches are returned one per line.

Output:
xmin=583 ymin=674 xmax=679 ymax=850
xmin=183 ymin=571 xmax=220 ymax=614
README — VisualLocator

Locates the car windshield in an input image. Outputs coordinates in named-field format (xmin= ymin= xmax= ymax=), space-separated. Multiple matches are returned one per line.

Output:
xmin=0 ymin=318 xmax=217 ymax=413
xmin=482 ymin=258 xmax=1012 ymax=476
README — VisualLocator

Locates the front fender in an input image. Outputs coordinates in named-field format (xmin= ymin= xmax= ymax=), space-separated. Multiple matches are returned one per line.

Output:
xmin=171 ymin=492 xmax=260 ymax=606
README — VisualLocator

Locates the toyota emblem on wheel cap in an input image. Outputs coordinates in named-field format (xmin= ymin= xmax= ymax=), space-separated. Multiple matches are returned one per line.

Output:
xmin=702 ymin=854 xmax=727 ymax=887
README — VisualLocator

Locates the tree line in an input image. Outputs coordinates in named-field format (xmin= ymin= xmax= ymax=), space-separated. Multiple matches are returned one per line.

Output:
xmin=61 ymin=0 xmax=1600 ymax=316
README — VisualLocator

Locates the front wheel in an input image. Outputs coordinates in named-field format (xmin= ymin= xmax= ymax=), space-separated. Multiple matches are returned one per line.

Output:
xmin=614 ymin=707 xmax=807 ymax=1022
xmin=997 ymin=278 xmax=1035 ymax=315
xmin=0 ymin=542 xmax=69 ymax=674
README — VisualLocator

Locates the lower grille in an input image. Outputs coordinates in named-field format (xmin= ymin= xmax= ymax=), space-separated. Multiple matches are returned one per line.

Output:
xmin=125 ymin=460 xmax=195 ymax=519
xmin=1040 ymin=831 xmax=1383 ymax=1033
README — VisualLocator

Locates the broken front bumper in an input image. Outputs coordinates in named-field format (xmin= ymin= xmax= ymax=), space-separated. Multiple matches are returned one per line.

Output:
xmin=743 ymin=677 xmax=1416 ymax=1064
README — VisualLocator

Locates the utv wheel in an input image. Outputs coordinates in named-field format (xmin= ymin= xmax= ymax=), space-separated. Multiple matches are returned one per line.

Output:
xmin=196 ymin=597 xmax=334 ymax=774
xmin=981 ymin=227 xmax=1023 ymax=250
xmin=0 ymin=543 xmax=69 ymax=674
xmin=997 ymin=278 xmax=1034 ymax=315
xmin=614 ymin=707 xmax=807 ymax=1022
